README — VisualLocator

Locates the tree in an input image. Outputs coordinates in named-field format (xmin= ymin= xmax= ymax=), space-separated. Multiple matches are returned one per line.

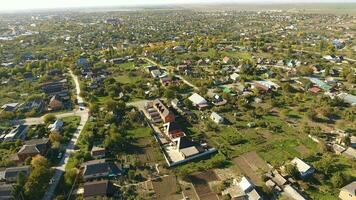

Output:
xmin=44 ymin=114 xmax=56 ymax=124
xmin=163 ymin=89 xmax=175 ymax=99
xmin=314 ymin=154 xmax=333 ymax=175
xmin=11 ymin=172 xmax=26 ymax=200
xmin=49 ymin=132 xmax=62 ymax=143
xmin=331 ymin=172 xmax=348 ymax=188
xmin=24 ymin=155 xmax=51 ymax=200
xmin=64 ymin=168 xmax=78 ymax=186
xmin=285 ymin=164 xmax=299 ymax=178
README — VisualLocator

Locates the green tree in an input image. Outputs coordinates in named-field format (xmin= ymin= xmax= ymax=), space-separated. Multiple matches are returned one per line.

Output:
xmin=11 ymin=172 xmax=26 ymax=200
xmin=24 ymin=155 xmax=51 ymax=200
xmin=44 ymin=114 xmax=56 ymax=124
xmin=331 ymin=172 xmax=348 ymax=188
xmin=285 ymin=164 xmax=299 ymax=178
xmin=315 ymin=154 xmax=333 ymax=175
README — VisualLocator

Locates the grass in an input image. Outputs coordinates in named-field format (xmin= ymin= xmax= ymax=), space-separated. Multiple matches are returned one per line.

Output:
xmin=127 ymin=126 xmax=152 ymax=138
xmin=116 ymin=62 xmax=135 ymax=70
xmin=62 ymin=116 xmax=81 ymax=144
xmin=115 ymin=74 xmax=141 ymax=84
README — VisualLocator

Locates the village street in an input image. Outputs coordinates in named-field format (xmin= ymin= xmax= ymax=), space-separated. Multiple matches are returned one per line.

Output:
xmin=42 ymin=70 xmax=89 ymax=200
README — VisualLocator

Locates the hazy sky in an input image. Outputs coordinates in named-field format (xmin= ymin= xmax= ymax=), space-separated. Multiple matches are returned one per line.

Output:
xmin=0 ymin=0 xmax=355 ymax=11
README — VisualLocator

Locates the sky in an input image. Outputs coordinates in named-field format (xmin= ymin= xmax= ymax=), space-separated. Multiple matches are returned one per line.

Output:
xmin=0 ymin=0 xmax=355 ymax=11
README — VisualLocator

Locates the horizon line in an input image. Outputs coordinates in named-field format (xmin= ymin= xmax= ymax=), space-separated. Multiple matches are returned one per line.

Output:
xmin=1 ymin=1 xmax=356 ymax=14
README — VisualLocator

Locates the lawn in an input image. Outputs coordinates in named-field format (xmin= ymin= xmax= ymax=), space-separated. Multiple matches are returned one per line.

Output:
xmin=62 ymin=116 xmax=81 ymax=144
xmin=115 ymin=62 xmax=135 ymax=70
xmin=127 ymin=126 xmax=152 ymax=138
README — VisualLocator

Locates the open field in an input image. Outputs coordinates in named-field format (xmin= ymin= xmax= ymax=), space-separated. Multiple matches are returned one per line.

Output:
xmin=152 ymin=176 xmax=182 ymax=200
xmin=188 ymin=170 xmax=220 ymax=200
xmin=233 ymin=151 xmax=270 ymax=184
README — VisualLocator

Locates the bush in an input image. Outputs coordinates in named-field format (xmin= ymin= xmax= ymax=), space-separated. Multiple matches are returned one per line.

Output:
xmin=44 ymin=114 xmax=56 ymax=124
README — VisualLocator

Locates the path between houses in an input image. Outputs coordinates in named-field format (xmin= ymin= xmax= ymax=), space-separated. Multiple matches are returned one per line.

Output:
xmin=42 ymin=69 xmax=89 ymax=200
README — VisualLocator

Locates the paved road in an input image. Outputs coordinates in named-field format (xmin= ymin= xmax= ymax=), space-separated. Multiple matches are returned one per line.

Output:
xmin=13 ymin=110 xmax=88 ymax=126
xmin=42 ymin=70 xmax=89 ymax=200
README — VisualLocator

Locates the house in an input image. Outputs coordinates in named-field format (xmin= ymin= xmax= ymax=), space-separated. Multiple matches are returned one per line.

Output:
xmin=48 ymin=95 xmax=63 ymax=111
xmin=223 ymin=56 xmax=231 ymax=64
xmin=144 ymin=65 xmax=158 ymax=73
xmin=332 ymin=39 xmax=345 ymax=49
xmin=254 ymin=81 xmax=280 ymax=92
xmin=152 ymin=99 xmax=175 ymax=123
xmin=339 ymin=181 xmax=356 ymax=200
xmin=48 ymin=119 xmax=63 ymax=133
xmin=83 ymin=180 xmax=119 ymax=199
xmin=351 ymin=136 xmax=356 ymax=149
xmin=23 ymin=72 xmax=35 ymax=80
xmin=150 ymin=69 xmax=162 ymax=78
xmin=160 ymin=76 xmax=173 ymax=87
xmin=77 ymin=57 xmax=90 ymax=70
xmin=1 ymin=103 xmax=19 ymax=112
xmin=309 ymin=77 xmax=332 ymax=91
xmin=0 ymin=184 xmax=12 ymax=200
xmin=342 ymin=147 xmax=356 ymax=159
xmin=163 ymin=122 xmax=185 ymax=139
xmin=338 ymin=93 xmax=356 ymax=106
xmin=176 ymin=65 xmax=188 ymax=71
xmin=290 ymin=157 xmax=315 ymax=178
xmin=4 ymin=166 xmax=30 ymax=183
xmin=82 ymin=159 xmax=121 ymax=181
xmin=171 ymin=98 xmax=181 ymax=109
xmin=19 ymin=99 xmax=44 ymax=113
xmin=91 ymin=146 xmax=106 ymax=159
xmin=172 ymin=46 xmax=186 ymax=53
xmin=3 ymin=125 xmax=28 ymax=142
xmin=333 ymin=144 xmax=346 ymax=155
xmin=283 ymin=184 xmax=307 ymax=200
xmin=210 ymin=112 xmax=224 ymax=124
xmin=230 ymin=73 xmax=240 ymax=82
xmin=47 ymin=69 xmax=63 ymax=77
xmin=41 ymin=79 xmax=69 ymax=99
xmin=188 ymin=93 xmax=209 ymax=110
xmin=174 ymin=136 xmax=203 ymax=159
xmin=308 ymin=86 xmax=321 ymax=94
xmin=17 ymin=138 xmax=50 ymax=162
xmin=230 ymin=177 xmax=263 ymax=200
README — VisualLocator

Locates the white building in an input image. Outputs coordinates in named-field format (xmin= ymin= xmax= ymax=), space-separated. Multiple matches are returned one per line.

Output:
xmin=210 ymin=112 xmax=224 ymax=124
xmin=48 ymin=120 xmax=64 ymax=133
xmin=290 ymin=157 xmax=315 ymax=178
xmin=188 ymin=93 xmax=208 ymax=110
